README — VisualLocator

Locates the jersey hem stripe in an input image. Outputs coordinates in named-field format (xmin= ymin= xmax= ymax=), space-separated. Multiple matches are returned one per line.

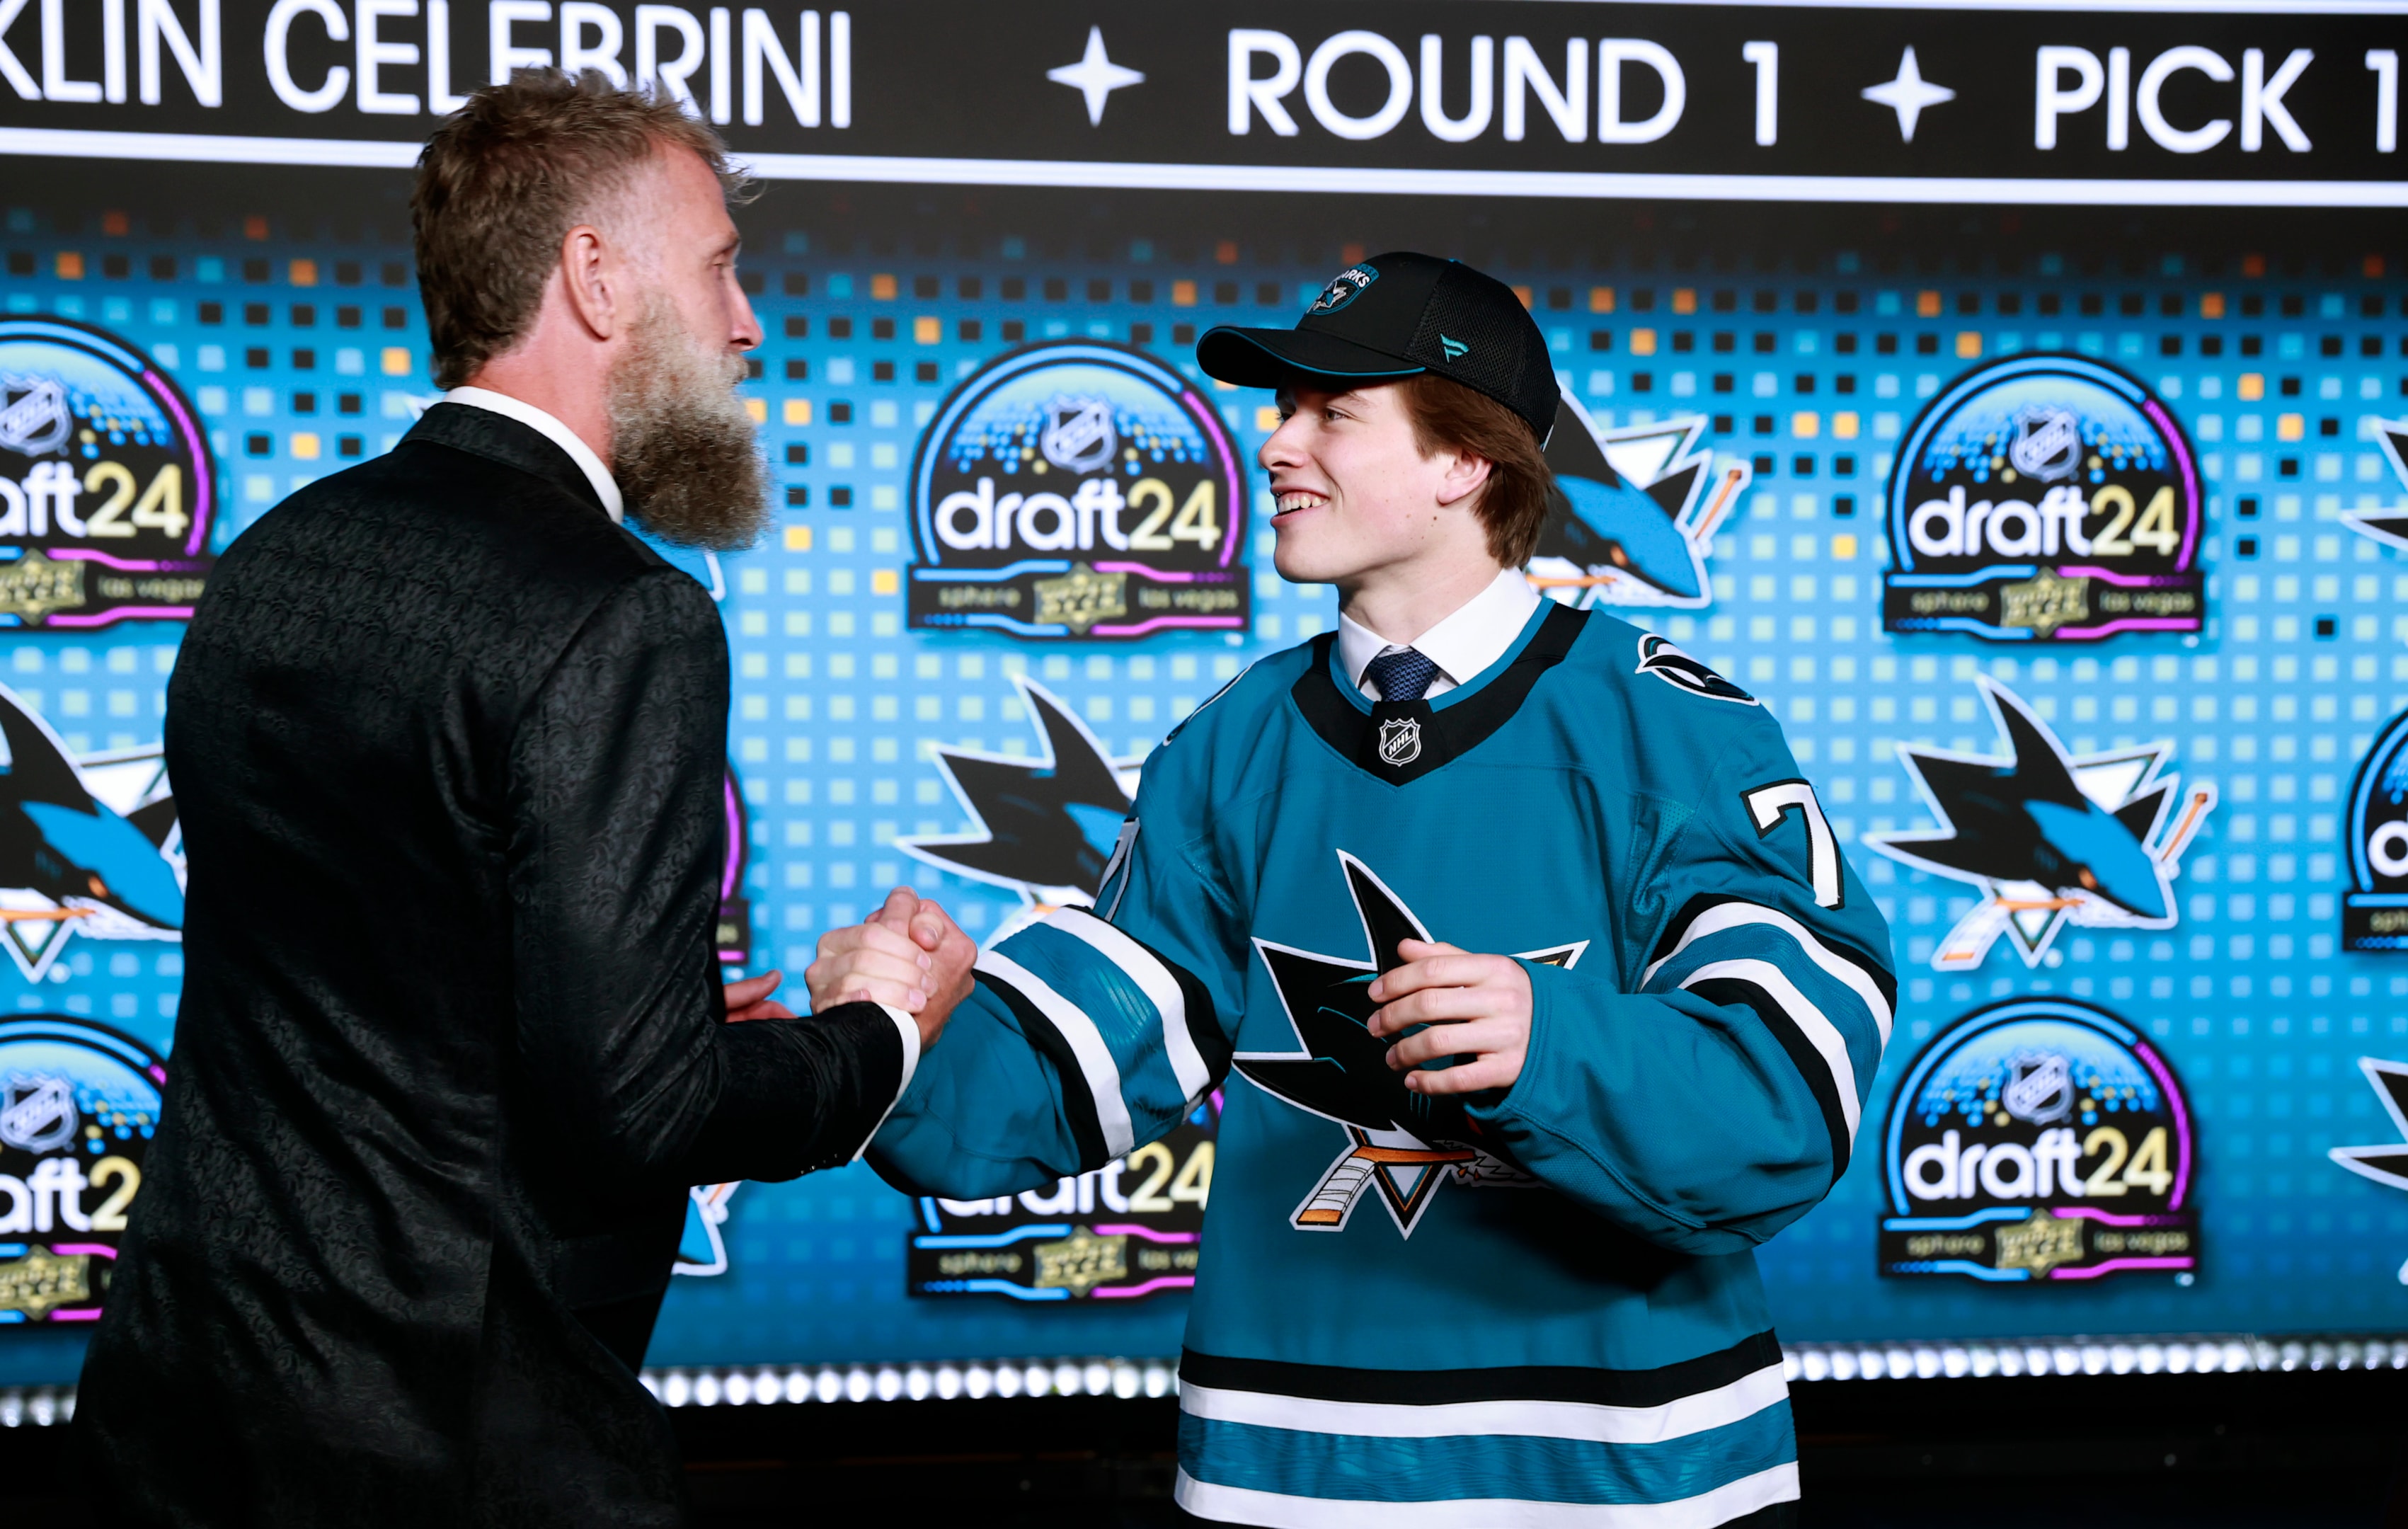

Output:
xmin=1178 ymin=1362 xmax=1788 ymax=1445
xmin=1172 ymin=1461 xmax=1801 ymax=1528
xmin=1178 ymin=1333 xmax=1782 ymax=1409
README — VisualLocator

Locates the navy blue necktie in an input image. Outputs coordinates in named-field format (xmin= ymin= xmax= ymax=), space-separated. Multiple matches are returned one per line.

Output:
xmin=1365 ymin=648 xmax=1439 ymax=704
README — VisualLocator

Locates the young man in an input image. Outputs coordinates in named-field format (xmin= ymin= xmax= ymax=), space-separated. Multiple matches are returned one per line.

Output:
xmin=815 ymin=253 xmax=1895 ymax=1527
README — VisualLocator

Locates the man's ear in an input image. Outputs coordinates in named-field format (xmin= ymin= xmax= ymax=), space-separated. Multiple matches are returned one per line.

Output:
xmin=1435 ymin=448 xmax=1495 ymax=510
xmin=558 ymin=224 xmax=619 ymax=342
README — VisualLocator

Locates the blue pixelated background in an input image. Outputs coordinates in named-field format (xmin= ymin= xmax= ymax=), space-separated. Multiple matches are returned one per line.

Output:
xmin=4 ymin=171 xmax=2407 ymax=1386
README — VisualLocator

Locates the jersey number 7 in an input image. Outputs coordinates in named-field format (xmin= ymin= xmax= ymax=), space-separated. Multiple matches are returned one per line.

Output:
xmin=1744 ymin=780 xmax=1843 ymax=909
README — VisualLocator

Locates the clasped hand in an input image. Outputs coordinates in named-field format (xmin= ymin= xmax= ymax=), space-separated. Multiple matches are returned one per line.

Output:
xmin=800 ymin=887 xmax=978 ymax=1051
xmin=760 ymin=893 xmax=1532 ymax=1089
xmin=1365 ymin=940 xmax=1534 ymax=1095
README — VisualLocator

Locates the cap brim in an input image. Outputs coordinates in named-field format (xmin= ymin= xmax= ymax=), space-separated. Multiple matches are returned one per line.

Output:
xmin=1196 ymin=326 xmax=1426 ymax=391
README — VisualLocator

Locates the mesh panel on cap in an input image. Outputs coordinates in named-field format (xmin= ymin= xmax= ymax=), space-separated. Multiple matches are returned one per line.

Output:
xmin=1406 ymin=265 xmax=1549 ymax=430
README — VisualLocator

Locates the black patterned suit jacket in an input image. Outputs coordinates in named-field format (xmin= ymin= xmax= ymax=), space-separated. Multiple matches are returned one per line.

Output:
xmin=75 ymin=404 xmax=902 ymax=1526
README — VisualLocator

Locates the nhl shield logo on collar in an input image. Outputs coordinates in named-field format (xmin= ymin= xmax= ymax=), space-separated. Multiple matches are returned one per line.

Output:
xmin=1377 ymin=718 xmax=1422 ymax=767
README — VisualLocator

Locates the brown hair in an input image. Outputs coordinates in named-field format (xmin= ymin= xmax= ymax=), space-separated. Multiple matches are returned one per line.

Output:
xmin=411 ymin=69 xmax=752 ymax=389
xmin=1394 ymin=372 xmax=1554 ymax=568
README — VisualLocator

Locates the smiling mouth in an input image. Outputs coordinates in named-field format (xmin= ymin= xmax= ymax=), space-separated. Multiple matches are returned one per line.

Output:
xmin=1271 ymin=489 xmax=1329 ymax=518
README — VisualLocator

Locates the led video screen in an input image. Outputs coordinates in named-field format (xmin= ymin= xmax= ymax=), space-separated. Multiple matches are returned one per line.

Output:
xmin=3 ymin=1 xmax=2407 ymax=1392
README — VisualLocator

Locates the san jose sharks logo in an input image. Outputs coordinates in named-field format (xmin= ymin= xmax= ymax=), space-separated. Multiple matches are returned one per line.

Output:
xmin=1525 ymin=390 xmax=1748 ymax=610
xmin=0 ymin=682 xmax=181 ymax=981
xmin=1864 ymin=679 xmax=2213 ymax=971
xmin=2329 ymin=1058 xmax=2408 ymax=1285
xmin=2345 ymin=419 xmax=2408 ymax=553
xmin=1235 ymin=852 xmax=1583 ymax=1237
xmin=898 ymin=677 xmax=1137 ymax=934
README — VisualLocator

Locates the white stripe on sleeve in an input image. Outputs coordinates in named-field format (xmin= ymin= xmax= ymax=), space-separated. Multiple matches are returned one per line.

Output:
xmin=1675 ymin=958 xmax=1861 ymax=1140
xmin=1047 ymin=907 xmax=1213 ymax=1107
xmin=975 ymin=949 xmax=1137 ymax=1160
xmin=1641 ymin=901 xmax=1893 ymax=1042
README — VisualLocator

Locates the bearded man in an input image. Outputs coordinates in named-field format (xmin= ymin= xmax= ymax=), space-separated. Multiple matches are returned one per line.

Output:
xmin=74 ymin=72 xmax=948 ymax=1526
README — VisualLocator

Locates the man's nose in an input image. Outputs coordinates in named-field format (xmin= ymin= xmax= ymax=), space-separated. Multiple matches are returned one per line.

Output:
xmin=1259 ymin=415 xmax=1305 ymax=470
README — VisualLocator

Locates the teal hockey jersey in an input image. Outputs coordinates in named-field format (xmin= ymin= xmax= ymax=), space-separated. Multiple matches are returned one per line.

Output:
xmin=869 ymin=600 xmax=1896 ymax=1528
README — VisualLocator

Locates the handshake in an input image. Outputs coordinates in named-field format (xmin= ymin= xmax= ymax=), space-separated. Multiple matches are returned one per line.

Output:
xmin=800 ymin=887 xmax=981 ymax=1051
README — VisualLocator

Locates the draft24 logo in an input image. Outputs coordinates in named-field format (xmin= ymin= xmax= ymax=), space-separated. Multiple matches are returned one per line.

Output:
xmin=908 ymin=342 xmax=1247 ymax=640
xmin=0 ymin=1017 xmax=166 ymax=1322
xmin=1881 ymin=355 xmax=2203 ymax=641
xmin=1864 ymin=677 xmax=2213 ymax=970
xmin=0 ymin=319 xmax=214 ymax=627
xmin=1525 ymin=390 xmax=1748 ymax=610
xmin=1880 ymin=1000 xmax=2198 ymax=1283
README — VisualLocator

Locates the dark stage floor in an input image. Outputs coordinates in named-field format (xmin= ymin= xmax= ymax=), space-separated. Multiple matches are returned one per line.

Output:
xmin=6 ymin=1364 xmax=2402 ymax=1524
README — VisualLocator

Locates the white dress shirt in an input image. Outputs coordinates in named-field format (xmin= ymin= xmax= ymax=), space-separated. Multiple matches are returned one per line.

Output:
xmin=1336 ymin=566 xmax=1543 ymax=702
xmin=444 ymin=388 xmax=920 ymax=1140
xmin=442 ymin=386 xmax=625 ymax=525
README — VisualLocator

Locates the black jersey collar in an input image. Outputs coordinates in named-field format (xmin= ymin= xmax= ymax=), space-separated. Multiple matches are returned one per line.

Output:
xmin=1290 ymin=599 xmax=1588 ymax=785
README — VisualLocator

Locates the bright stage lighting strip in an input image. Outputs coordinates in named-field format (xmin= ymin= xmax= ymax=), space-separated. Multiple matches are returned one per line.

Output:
xmin=5 ymin=1336 xmax=2406 ymax=1426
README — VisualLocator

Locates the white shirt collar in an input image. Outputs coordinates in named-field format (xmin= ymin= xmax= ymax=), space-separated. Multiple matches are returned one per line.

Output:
xmin=1337 ymin=566 xmax=1543 ymax=702
xmin=441 ymin=386 xmax=624 ymax=525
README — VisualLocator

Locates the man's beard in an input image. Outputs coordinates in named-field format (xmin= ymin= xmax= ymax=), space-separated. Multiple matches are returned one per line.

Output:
xmin=606 ymin=297 xmax=771 ymax=551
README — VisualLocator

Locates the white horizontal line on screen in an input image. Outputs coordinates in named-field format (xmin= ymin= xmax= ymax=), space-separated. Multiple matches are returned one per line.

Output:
xmin=6 ymin=128 xmax=2408 ymax=208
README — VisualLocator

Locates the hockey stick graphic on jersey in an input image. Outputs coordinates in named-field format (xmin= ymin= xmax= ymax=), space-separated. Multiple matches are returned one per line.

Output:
xmin=1234 ymin=852 xmax=1584 ymax=1236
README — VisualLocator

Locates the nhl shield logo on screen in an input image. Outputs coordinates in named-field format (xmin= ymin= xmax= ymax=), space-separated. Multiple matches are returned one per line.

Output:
xmin=1881 ymin=355 xmax=2203 ymax=642
xmin=907 ymin=341 xmax=1248 ymax=641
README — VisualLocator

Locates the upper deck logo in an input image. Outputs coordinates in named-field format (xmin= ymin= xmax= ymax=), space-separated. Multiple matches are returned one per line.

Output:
xmin=1527 ymin=391 xmax=1748 ymax=611
xmin=909 ymin=343 xmax=1247 ymax=641
xmin=2341 ymin=706 xmax=2408 ymax=951
xmin=1882 ymin=355 xmax=2203 ymax=641
xmin=0 ymin=319 xmax=214 ymax=627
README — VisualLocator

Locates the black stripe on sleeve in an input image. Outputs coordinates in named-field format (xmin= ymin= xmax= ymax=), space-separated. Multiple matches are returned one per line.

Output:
xmin=973 ymin=969 xmax=1110 ymax=1173
xmin=1106 ymin=922 xmax=1234 ymax=1092
xmin=1651 ymin=892 xmax=1900 ymax=1015
xmin=1685 ymin=974 xmax=1852 ymax=1179
xmin=1181 ymin=1329 xmax=1783 ymax=1409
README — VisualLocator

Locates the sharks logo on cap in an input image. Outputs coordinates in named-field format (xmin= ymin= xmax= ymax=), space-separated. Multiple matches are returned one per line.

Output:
xmin=1863 ymin=678 xmax=2214 ymax=970
xmin=1527 ymin=394 xmax=1748 ymax=611
xmin=0 ymin=684 xmax=180 ymax=982
xmin=1306 ymin=264 xmax=1379 ymax=316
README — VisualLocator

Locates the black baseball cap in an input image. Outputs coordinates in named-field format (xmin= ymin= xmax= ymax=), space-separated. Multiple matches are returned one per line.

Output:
xmin=1196 ymin=251 xmax=1558 ymax=445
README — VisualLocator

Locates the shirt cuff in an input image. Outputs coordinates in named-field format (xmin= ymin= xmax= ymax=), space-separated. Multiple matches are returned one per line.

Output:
xmin=848 ymin=1002 xmax=922 ymax=1164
